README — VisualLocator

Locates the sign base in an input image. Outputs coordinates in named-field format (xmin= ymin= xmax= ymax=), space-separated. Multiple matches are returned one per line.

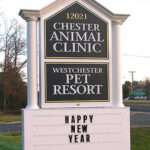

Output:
xmin=22 ymin=107 xmax=130 ymax=150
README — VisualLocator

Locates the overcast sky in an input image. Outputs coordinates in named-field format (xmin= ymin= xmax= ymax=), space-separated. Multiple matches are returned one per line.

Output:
xmin=1 ymin=0 xmax=150 ymax=82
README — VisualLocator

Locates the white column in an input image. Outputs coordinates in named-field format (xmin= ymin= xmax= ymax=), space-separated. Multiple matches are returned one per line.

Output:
xmin=26 ymin=17 xmax=39 ymax=109
xmin=112 ymin=22 xmax=124 ymax=107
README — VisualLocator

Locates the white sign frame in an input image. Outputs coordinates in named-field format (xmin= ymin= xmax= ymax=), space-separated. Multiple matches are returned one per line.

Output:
xmin=39 ymin=0 xmax=112 ymax=108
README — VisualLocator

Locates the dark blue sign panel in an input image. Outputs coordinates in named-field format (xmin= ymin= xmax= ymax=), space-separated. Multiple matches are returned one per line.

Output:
xmin=45 ymin=63 xmax=109 ymax=102
xmin=45 ymin=3 xmax=108 ymax=58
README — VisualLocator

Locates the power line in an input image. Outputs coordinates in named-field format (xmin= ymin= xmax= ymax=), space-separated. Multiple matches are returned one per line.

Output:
xmin=123 ymin=54 xmax=150 ymax=58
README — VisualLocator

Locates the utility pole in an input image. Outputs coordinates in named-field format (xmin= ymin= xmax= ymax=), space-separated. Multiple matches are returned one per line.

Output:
xmin=129 ymin=71 xmax=136 ymax=91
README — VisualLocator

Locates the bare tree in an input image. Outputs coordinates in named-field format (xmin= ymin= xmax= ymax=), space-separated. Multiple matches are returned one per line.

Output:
xmin=0 ymin=19 xmax=26 ymax=72
xmin=0 ymin=18 xmax=27 ymax=111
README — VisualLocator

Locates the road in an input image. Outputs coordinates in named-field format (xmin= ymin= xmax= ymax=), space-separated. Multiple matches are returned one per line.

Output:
xmin=0 ymin=105 xmax=150 ymax=133
xmin=131 ymin=111 xmax=150 ymax=127
xmin=130 ymin=105 xmax=150 ymax=112
xmin=130 ymin=104 xmax=150 ymax=127
xmin=0 ymin=123 xmax=21 ymax=133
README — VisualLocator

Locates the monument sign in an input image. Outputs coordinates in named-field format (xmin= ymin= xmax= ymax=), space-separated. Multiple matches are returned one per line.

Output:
xmin=19 ymin=0 xmax=130 ymax=150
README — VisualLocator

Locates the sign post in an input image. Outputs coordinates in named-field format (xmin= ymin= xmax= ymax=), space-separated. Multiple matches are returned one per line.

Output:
xmin=21 ymin=13 xmax=39 ymax=109
xmin=19 ymin=0 xmax=130 ymax=150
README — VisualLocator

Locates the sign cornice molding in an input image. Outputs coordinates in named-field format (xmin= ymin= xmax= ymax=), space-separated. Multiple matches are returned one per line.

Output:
xmin=19 ymin=0 xmax=129 ymax=24
xmin=19 ymin=9 xmax=40 ymax=21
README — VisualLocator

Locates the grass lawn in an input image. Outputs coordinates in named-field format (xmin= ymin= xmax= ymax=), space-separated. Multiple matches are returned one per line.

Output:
xmin=0 ymin=114 xmax=21 ymax=124
xmin=124 ymin=100 xmax=150 ymax=106
xmin=131 ymin=128 xmax=150 ymax=150
xmin=0 ymin=133 xmax=21 ymax=150
xmin=0 ymin=128 xmax=150 ymax=150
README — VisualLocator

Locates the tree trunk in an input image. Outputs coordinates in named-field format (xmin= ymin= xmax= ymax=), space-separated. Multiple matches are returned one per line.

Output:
xmin=3 ymin=95 xmax=7 ymax=112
